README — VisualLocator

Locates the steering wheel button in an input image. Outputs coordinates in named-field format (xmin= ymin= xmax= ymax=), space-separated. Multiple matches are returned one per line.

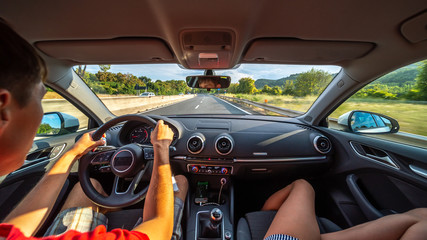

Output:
xmin=99 ymin=166 xmax=111 ymax=172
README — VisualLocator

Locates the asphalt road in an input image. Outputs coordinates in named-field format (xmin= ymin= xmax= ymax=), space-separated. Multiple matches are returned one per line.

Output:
xmin=144 ymin=94 xmax=252 ymax=115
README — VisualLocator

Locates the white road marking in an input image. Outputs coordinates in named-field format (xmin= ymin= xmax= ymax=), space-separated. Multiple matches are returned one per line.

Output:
xmin=195 ymin=105 xmax=200 ymax=109
xmin=215 ymin=96 xmax=252 ymax=115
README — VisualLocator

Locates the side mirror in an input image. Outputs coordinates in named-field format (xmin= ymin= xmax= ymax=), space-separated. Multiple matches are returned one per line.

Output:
xmin=37 ymin=112 xmax=80 ymax=136
xmin=186 ymin=75 xmax=231 ymax=90
xmin=337 ymin=110 xmax=399 ymax=134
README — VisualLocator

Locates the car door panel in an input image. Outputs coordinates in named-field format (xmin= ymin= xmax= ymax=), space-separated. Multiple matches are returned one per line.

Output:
xmin=0 ymin=129 xmax=91 ymax=221
xmin=315 ymin=127 xmax=427 ymax=228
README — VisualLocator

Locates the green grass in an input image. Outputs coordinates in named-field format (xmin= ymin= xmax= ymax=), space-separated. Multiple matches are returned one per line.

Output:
xmin=226 ymin=94 xmax=427 ymax=136
xmin=330 ymin=98 xmax=427 ymax=137
xmin=233 ymin=94 xmax=317 ymax=113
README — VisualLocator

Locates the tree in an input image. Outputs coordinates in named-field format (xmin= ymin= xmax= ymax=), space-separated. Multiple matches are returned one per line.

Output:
xmin=271 ymin=86 xmax=282 ymax=95
xmin=76 ymin=65 xmax=87 ymax=78
xmin=96 ymin=71 xmax=117 ymax=82
xmin=37 ymin=123 xmax=54 ymax=134
xmin=282 ymin=80 xmax=294 ymax=95
xmin=262 ymin=85 xmax=272 ymax=94
xmin=99 ymin=65 xmax=111 ymax=72
xmin=227 ymin=83 xmax=239 ymax=93
xmin=237 ymin=77 xmax=256 ymax=94
xmin=139 ymin=76 xmax=152 ymax=84
xmin=415 ymin=60 xmax=427 ymax=100
xmin=293 ymin=69 xmax=332 ymax=96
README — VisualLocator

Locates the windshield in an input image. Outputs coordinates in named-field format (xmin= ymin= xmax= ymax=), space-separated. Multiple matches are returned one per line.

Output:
xmin=73 ymin=64 xmax=341 ymax=116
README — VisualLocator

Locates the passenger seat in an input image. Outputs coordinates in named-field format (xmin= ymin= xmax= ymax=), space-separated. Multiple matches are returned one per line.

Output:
xmin=237 ymin=211 xmax=341 ymax=240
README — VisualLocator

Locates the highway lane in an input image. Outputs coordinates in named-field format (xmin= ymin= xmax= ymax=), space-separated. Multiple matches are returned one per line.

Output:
xmin=143 ymin=94 xmax=251 ymax=115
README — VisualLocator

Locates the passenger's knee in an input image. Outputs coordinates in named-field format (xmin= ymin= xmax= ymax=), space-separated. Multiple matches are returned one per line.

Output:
xmin=174 ymin=175 xmax=188 ymax=201
xmin=293 ymin=179 xmax=311 ymax=188
xmin=293 ymin=179 xmax=314 ymax=195
xmin=174 ymin=175 xmax=188 ymax=189
xmin=406 ymin=208 xmax=427 ymax=220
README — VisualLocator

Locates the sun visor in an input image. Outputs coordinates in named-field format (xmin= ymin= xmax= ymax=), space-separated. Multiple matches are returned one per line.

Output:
xmin=401 ymin=11 xmax=427 ymax=44
xmin=36 ymin=38 xmax=174 ymax=64
xmin=243 ymin=39 xmax=375 ymax=64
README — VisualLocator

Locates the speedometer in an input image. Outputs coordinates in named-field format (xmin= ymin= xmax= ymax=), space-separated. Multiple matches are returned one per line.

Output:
xmin=129 ymin=127 xmax=149 ymax=144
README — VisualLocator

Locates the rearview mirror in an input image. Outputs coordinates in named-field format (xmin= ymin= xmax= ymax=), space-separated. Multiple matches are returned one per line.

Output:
xmin=338 ymin=110 xmax=399 ymax=134
xmin=37 ymin=112 xmax=80 ymax=136
xmin=186 ymin=75 xmax=231 ymax=90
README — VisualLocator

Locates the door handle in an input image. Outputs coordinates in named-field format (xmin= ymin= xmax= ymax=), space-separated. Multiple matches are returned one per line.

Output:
xmin=409 ymin=165 xmax=427 ymax=179
xmin=346 ymin=174 xmax=383 ymax=221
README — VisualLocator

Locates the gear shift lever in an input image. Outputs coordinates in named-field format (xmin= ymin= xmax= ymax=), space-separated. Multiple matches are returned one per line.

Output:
xmin=210 ymin=208 xmax=223 ymax=229
xmin=199 ymin=208 xmax=223 ymax=238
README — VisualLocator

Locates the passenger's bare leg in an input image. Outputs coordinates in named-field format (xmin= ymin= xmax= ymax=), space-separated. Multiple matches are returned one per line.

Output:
xmin=261 ymin=183 xmax=295 ymax=211
xmin=60 ymin=178 xmax=108 ymax=214
xmin=264 ymin=179 xmax=320 ymax=240
xmin=321 ymin=208 xmax=427 ymax=240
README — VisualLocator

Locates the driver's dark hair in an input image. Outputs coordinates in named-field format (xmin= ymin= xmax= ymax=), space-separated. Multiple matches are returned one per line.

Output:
xmin=0 ymin=18 xmax=47 ymax=107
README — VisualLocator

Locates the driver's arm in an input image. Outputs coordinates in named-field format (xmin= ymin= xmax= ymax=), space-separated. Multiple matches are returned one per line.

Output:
xmin=132 ymin=120 xmax=174 ymax=240
xmin=3 ymin=132 xmax=104 ymax=237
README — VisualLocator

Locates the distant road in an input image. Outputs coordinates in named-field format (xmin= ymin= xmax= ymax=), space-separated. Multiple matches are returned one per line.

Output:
xmin=144 ymin=94 xmax=252 ymax=115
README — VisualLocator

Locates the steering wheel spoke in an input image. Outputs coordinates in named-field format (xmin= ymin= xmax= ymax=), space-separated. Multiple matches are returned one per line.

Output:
xmin=89 ymin=149 xmax=116 ymax=166
xmin=79 ymin=114 xmax=157 ymax=208
xmin=141 ymin=146 xmax=154 ymax=161
xmin=109 ymin=167 xmax=149 ymax=200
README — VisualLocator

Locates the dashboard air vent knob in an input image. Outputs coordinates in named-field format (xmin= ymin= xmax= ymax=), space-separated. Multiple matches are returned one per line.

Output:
xmin=314 ymin=136 xmax=331 ymax=154
xmin=187 ymin=135 xmax=204 ymax=154
xmin=215 ymin=136 xmax=233 ymax=155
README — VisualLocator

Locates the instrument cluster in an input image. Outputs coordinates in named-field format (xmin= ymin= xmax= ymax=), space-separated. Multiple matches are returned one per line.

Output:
xmin=120 ymin=121 xmax=178 ymax=145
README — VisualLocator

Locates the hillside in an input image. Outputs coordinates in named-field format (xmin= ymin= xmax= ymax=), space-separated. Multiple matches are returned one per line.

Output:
xmin=255 ymin=63 xmax=421 ymax=89
xmin=376 ymin=63 xmax=420 ymax=86
xmin=255 ymin=73 xmax=300 ymax=89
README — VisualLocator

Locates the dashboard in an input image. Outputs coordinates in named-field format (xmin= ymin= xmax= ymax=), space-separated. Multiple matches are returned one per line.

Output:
xmin=106 ymin=115 xmax=333 ymax=178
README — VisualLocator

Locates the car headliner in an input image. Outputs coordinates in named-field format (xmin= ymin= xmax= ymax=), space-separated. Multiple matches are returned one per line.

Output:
xmin=1 ymin=0 xmax=426 ymax=82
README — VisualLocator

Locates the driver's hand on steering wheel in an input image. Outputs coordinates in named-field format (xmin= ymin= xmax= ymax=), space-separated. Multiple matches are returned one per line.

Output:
xmin=151 ymin=120 xmax=173 ymax=148
xmin=70 ymin=131 xmax=105 ymax=159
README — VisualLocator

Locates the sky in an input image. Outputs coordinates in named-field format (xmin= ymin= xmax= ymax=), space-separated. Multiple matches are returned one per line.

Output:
xmin=85 ymin=64 xmax=341 ymax=83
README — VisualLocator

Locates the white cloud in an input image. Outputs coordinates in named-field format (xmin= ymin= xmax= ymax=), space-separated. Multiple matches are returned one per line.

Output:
xmin=84 ymin=63 xmax=341 ymax=81
xmin=216 ymin=69 xmax=254 ymax=83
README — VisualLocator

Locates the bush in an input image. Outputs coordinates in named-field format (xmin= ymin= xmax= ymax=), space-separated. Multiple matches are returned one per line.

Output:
xmin=355 ymin=88 xmax=397 ymax=99
xmin=405 ymin=89 xmax=424 ymax=100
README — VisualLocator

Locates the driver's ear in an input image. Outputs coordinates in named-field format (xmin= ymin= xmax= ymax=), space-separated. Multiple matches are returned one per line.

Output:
xmin=0 ymin=89 xmax=12 ymax=135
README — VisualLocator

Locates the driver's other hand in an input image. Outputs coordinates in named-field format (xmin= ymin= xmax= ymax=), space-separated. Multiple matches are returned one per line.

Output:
xmin=151 ymin=120 xmax=173 ymax=148
xmin=70 ymin=131 xmax=105 ymax=159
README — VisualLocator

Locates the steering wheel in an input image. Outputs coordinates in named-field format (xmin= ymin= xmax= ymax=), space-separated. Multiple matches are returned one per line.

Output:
xmin=78 ymin=114 xmax=157 ymax=208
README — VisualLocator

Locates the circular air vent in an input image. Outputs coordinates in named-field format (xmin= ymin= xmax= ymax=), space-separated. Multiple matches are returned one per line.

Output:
xmin=215 ymin=135 xmax=234 ymax=155
xmin=314 ymin=136 xmax=332 ymax=154
xmin=187 ymin=135 xmax=204 ymax=154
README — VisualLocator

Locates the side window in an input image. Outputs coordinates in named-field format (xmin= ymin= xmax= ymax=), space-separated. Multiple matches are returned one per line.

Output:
xmin=36 ymin=88 xmax=89 ymax=140
xmin=328 ymin=60 xmax=427 ymax=148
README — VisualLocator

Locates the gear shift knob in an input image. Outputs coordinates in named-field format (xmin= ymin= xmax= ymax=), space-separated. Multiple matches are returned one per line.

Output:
xmin=210 ymin=208 xmax=223 ymax=227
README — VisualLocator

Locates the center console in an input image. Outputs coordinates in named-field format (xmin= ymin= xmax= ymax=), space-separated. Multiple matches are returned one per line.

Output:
xmin=185 ymin=173 xmax=234 ymax=240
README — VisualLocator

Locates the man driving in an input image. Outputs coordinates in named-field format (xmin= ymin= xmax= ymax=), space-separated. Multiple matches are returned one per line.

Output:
xmin=0 ymin=18 xmax=186 ymax=240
